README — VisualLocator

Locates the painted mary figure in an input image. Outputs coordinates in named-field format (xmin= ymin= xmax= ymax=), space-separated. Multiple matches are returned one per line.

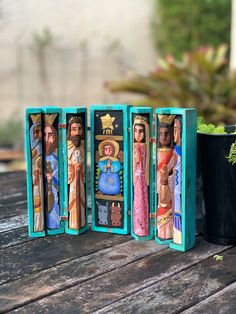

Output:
xmin=98 ymin=140 xmax=121 ymax=195
xmin=133 ymin=115 xmax=150 ymax=237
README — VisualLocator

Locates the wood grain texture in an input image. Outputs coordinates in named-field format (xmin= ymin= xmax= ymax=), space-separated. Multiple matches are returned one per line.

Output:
xmin=0 ymin=226 xmax=32 ymax=249
xmin=12 ymin=238 xmax=232 ymax=313
xmin=97 ymin=246 xmax=236 ymax=314
xmin=0 ymin=240 xmax=165 ymax=312
xmin=0 ymin=214 xmax=27 ymax=233
xmin=183 ymin=281 xmax=236 ymax=314
xmin=0 ymin=227 xmax=130 ymax=285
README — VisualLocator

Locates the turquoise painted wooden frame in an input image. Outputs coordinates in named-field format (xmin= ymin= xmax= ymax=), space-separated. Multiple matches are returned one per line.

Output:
xmin=154 ymin=108 xmax=197 ymax=251
xmin=90 ymin=104 xmax=131 ymax=234
xmin=63 ymin=107 xmax=88 ymax=235
xmin=25 ymin=107 xmax=65 ymax=237
xmin=43 ymin=107 xmax=65 ymax=236
xmin=130 ymin=107 xmax=154 ymax=240
xmin=25 ymin=108 xmax=45 ymax=237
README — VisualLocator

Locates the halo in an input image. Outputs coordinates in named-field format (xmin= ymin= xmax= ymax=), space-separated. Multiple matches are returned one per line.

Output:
xmin=98 ymin=140 xmax=119 ymax=157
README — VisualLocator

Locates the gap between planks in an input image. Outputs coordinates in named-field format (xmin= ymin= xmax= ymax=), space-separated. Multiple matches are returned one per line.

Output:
xmin=0 ymin=239 xmax=166 ymax=313
xmin=5 ymin=239 xmax=233 ymax=314
xmin=182 ymin=279 xmax=236 ymax=314
xmin=93 ymin=245 xmax=235 ymax=314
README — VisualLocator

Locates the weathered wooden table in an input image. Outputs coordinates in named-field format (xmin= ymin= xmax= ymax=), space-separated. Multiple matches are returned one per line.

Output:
xmin=0 ymin=171 xmax=236 ymax=313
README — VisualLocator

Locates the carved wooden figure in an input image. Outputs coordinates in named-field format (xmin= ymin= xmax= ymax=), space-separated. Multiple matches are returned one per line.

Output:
xmin=173 ymin=117 xmax=182 ymax=244
xmin=156 ymin=114 xmax=175 ymax=240
xmin=67 ymin=116 xmax=86 ymax=230
xmin=44 ymin=114 xmax=60 ymax=229
xmin=132 ymin=115 xmax=150 ymax=237
xmin=91 ymin=105 xmax=131 ymax=234
xmin=29 ymin=114 xmax=45 ymax=232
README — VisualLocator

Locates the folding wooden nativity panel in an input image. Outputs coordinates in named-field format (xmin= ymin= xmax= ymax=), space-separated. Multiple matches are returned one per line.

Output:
xmin=90 ymin=105 xmax=131 ymax=234
xmin=26 ymin=105 xmax=197 ymax=252
xmin=25 ymin=107 xmax=88 ymax=237
xmin=154 ymin=108 xmax=197 ymax=251
xmin=129 ymin=107 xmax=197 ymax=251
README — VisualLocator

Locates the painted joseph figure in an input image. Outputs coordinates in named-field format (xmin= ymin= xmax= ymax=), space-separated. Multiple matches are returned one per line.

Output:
xmin=67 ymin=116 xmax=86 ymax=229
xmin=132 ymin=115 xmax=150 ymax=237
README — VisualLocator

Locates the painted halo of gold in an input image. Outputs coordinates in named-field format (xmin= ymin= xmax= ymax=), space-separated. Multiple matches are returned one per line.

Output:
xmin=98 ymin=139 xmax=119 ymax=157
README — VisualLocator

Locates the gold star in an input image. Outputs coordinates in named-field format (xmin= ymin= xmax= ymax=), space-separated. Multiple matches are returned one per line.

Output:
xmin=100 ymin=114 xmax=115 ymax=134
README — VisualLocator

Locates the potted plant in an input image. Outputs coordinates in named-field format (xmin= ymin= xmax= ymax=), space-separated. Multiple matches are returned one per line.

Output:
xmin=197 ymin=119 xmax=236 ymax=244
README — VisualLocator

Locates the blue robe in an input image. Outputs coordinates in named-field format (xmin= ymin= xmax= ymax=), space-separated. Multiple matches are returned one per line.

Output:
xmin=45 ymin=153 xmax=60 ymax=229
xmin=98 ymin=158 xmax=121 ymax=195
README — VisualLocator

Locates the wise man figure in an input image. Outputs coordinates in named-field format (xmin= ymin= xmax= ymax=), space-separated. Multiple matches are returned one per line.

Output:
xmin=44 ymin=114 xmax=60 ymax=229
xmin=157 ymin=115 xmax=175 ymax=239
xmin=30 ymin=114 xmax=44 ymax=232
xmin=67 ymin=116 xmax=86 ymax=229
xmin=172 ymin=117 xmax=182 ymax=244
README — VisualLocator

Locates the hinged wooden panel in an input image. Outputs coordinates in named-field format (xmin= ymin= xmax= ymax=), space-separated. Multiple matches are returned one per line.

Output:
xmin=154 ymin=108 xmax=197 ymax=251
xmin=63 ymin=107 xmax=88 ymax=236
xmin=90 ymin=105 xmax=131 ymax=235
xmin=130 ymin=107 xmax=154 ymax=241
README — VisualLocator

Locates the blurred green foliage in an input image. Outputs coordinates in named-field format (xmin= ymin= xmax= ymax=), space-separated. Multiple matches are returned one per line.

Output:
xmin=106 ymin=45 xmax=236 ymax=124
xmin=197 ymin=117 xmax=226 ymax=134
xmin=152 ymin=0 xmax=231 ymax=58
xmin=32 ymin=27 xmax=54 ymax=51
xmin=0 ymin=119 xmax=23 ymax=148
xmin=226 ymin=141 xmax=236 ymax=165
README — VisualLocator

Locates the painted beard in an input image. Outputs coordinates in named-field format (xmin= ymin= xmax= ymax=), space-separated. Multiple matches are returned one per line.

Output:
xmin=70 ymin=136 xmax=81 ymax=147
xmin=45 ymin=142 xmax=53 ymax=156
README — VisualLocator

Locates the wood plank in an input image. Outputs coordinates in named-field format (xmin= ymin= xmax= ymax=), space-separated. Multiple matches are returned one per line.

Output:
xmin=0 ymin=229 xmax=131 ymax=285
xmin=96 ymin=246 xmax=236 ymax=314
xmin=183 ymin=281 xmax=236 ymax=314
xmin=0 ymin=171 xmax=25 ymax=181
xmin=0 ymin=226 xmax=32 ymax=249
xmin=0 ymin=214 xmax=28 ymax=233
xmin=0 ymin=201 xmax=27 ymax=220
xmin=0 ymin=240 xmax=166 ymax=312
xmin=13 ymin=238 xmax=232 ymax=313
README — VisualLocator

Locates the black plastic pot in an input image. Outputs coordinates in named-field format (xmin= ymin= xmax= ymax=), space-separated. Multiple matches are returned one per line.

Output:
xmin=198 ymin=127 xmax=236 ymax=245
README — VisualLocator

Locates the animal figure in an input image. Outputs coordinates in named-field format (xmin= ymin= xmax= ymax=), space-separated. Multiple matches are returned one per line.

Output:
xmin=111 ymin=202 xmax=122 ymax=227
xmin=97 ymin=201 xmax=109 ymax=225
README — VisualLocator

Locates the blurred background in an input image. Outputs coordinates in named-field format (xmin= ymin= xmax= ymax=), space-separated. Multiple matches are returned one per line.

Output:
xmin=0 ymin=0 xmax=235 ymax=171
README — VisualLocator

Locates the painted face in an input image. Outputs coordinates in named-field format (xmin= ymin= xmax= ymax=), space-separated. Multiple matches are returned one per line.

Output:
xmin=159 ymin=127 xmax=171 ymax=147
xmin=174 ymin=119 xmax=181 ymax=144
xmin=70 ymin=122 xmax=82 ymax=147
xmin=33 ymin=125 xmax=42 ymax=141
xmin=134 ymin=125 xmax=145 ymax=142
xmin=44 ymin=125 xmax=56 ymax=155
xmin=104 ymin=145 xmax=113 ymax=157
xmin=70 ymin=123 xmax=83 ymax=137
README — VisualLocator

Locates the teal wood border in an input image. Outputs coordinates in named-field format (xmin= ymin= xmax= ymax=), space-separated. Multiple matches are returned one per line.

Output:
xmin=43 ymin=107 xmax=65 ymax=236
xmin=90 ymin=104 xmax=131 ymax=235
xmin=155 ymin=108 xmax=197 ymax=251
xmin=25 ymin=108 xmax=45 ymax=237
xmin=130 ymin=107 xmax=153 ymax=241
xmin=63 ymin=107 xmax=88 ymax=235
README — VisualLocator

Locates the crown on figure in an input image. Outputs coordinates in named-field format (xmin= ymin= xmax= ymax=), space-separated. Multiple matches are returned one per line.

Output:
xmin=134 ymin=115 xmax=148 ymax=123
xmin=44 ymin=114 xmax=57 ymax=126
xmin=158 ymin=114 xmax=175 ymax=125
xmin=30 ymin=114 xmax=41 ymax=124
